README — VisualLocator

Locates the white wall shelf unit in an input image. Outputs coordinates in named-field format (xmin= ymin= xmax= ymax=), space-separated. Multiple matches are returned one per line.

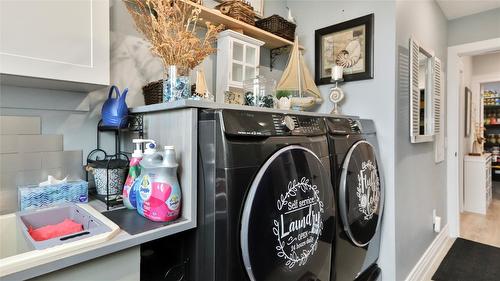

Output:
xmin=216 ymin=30 xmax=264 ymax=102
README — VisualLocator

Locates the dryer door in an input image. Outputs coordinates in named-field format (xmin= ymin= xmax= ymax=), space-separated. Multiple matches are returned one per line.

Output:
xmin=339 ymin=140 xmax=382 ymax=247
xmin=240 ymin=145 xmax=335 ymax=281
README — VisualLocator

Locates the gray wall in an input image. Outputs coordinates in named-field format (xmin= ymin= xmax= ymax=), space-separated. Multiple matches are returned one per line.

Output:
xmin=395 ymin=0 xmax=448 ymax=280
xmin=448 ymin=8 xmax=500 ymax=46
xmin=472 ymin=52 xmax=500 ymax=76
xmin=284 ymin=1 xmax=398 ymax=279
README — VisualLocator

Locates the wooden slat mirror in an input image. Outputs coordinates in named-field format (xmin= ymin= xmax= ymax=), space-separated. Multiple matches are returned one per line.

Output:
xmin=409 ymin=37 xmax=442 ymax=144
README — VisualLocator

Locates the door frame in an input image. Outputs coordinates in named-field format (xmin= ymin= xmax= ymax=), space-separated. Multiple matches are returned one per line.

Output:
xmin=447 ymin=37 xmax=500 ymax=237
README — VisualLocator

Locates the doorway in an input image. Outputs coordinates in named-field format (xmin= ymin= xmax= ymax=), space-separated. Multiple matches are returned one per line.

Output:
xmin=447 ymin=37 xmax=500 ymax=244
xmin=461 ymin=80 xmax=500 ymax=247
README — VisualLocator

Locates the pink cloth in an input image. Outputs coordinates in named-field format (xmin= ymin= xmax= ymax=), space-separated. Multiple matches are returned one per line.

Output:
xmin=28 ymin=219 xmax=83 ymax=241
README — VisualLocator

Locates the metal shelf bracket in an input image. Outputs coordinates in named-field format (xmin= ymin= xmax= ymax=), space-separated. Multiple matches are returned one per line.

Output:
xmin=270 ymin=45 xmax=291 ymax=71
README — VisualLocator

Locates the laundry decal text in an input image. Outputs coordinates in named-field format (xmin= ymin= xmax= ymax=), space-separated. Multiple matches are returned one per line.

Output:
xmin=356 ymin=160 xmax=380 ymax=221
xmin=273 ymin=177 xmax=324 ymax=268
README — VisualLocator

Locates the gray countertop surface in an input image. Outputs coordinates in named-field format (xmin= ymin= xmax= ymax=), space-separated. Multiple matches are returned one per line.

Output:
xmin=130 ymin=99 xmax=358 ymax=118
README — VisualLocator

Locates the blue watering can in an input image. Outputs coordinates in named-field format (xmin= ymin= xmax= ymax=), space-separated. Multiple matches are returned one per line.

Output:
xmin=101 ymin=85 xmax=129 ymax=128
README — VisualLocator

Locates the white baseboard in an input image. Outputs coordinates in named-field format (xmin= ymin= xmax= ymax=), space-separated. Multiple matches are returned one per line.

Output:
xmin=405 ymin=224 xmax=452 ymax=281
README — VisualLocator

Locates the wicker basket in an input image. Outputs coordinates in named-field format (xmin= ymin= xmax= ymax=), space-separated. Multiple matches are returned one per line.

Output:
xmin=215 ymin=0 xmax=255 ymax=26
xmin=142 ymin=80 xmax=163 ymax=105
xmin=142 ymin=80 xmax=198 ymax=105
xmin=256 ymin=15 xmax=296 ymax=41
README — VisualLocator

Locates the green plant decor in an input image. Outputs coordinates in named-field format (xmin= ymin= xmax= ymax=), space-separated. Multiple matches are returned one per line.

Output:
xmin=276 ymin=90 xmax=292 ymax=99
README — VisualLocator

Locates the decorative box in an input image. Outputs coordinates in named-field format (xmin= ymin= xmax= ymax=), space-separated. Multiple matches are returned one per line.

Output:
xmin=215 ymin=0 xmax=255 ymax=26
xmin=18 ymin=180 xmax=88 ymax=211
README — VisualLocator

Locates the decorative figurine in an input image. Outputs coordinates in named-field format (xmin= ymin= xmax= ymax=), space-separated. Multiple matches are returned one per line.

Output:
xmin=471 ymin=123 xmax=485 ymax=156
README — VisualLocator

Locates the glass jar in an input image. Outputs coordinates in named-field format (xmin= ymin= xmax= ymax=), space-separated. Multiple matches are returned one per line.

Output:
xmin=490 ymin=112 xmax=497 ymax=125
xmin=489 ymin=134 xmax=496 ymax=144
xmin=243 ymin=75 xmax=277 ymax=108
xmin=493 ymin=146 xmax=500 ymax=156
xmin=163 ymin=65 xmax=191 ymax=102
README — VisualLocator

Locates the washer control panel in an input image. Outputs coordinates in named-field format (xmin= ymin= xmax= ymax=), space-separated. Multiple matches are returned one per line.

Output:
xmin=222 ymin=110 xmax=326 ymax=136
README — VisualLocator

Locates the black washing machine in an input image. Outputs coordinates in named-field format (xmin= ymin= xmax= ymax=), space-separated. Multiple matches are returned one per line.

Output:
xmin=190 ymin=109 xmax=336 ymax=281
xmin=325 ymin=117 xmax=384 ymax=281
xmin=141 ymin=109 xmax=336 ymax=281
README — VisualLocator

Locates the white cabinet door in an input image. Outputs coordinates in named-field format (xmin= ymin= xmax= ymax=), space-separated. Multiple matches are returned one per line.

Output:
xmin=229 ymin=39 xmax=259 ymax=87
xmin=0 ymin=0 xmax=109 ymax=90
xmin=464 ymin=154 xmax=491 ymax=214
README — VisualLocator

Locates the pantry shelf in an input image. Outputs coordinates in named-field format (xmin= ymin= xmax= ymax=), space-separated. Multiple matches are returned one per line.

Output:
xmin=484 ymin=124 xmax=500 ymax=129
xmin=484 ymin=105 xmax=500 ymax=109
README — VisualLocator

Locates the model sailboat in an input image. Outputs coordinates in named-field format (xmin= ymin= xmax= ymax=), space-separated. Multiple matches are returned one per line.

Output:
xmin=195 ymin=68 xmax=213 ymax=101
xmin=277 ymin=37 xmax=323 ymax=109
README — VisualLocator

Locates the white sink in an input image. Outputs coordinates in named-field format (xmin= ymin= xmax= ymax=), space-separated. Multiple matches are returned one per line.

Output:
xmin=0 ymin=213 xmax=32 ymax=259
xmin=0 ymin=204 xmax=119 ymax=278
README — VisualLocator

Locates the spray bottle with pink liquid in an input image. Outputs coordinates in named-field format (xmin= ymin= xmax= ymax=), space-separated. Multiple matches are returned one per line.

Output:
xmin=123 ymin=139 xmax=155 ymax=209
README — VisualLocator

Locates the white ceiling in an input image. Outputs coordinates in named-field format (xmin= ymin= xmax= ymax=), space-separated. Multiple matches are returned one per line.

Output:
xmin=436 ymin=0 xmax=500 ymax=20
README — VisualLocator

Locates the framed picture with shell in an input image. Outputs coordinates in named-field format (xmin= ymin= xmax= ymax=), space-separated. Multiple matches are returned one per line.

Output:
xmin=314 ymin=14 xmax=374 ymax=84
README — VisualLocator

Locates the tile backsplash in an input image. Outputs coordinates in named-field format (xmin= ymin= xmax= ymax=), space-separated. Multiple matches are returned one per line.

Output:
xmin=0 ymin=116 xmax=41 ymax=135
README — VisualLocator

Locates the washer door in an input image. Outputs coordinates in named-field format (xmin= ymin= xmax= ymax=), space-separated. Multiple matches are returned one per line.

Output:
xmin=339 ymin=140 xmax=382 ymax=247
xmin=241 ymin=145 xmax=335 ymax=281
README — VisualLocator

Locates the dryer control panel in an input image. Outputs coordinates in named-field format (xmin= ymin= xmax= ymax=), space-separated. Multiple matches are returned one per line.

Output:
xmin=222 ymin=110 xmax=326 ymax=136
xmin=325 ymin=117 xmax=361 ymax=135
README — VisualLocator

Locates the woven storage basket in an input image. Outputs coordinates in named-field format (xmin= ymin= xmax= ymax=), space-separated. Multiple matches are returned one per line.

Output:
xmin=215 ymin=0 xmax=255 ymax=26
xmin=142 ymin=80 xmax=198 ymax=105
xmin=142 ymin=80 xmax=163 ymax=105
xmin=256 ymin=15 xmax=296 ymax=41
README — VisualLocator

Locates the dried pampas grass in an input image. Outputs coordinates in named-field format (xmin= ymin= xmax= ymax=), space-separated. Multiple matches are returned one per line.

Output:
xmin=124 ymin=0 xmax=224 ymax=73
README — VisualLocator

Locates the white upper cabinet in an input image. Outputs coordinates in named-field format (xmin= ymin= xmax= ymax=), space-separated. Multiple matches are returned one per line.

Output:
xmin=216 ymin=30 xmax=264 ymax=102
xmin=0 ymin=0 xmax=109 ymax=91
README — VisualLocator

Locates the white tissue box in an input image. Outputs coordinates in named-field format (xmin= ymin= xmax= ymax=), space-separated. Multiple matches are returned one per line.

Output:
xmin=18 ymin=180 xmax=88 ymax=211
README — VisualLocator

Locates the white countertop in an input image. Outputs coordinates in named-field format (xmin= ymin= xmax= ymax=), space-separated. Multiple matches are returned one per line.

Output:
xmin=0 ymin=204 xmax=194 ymax=281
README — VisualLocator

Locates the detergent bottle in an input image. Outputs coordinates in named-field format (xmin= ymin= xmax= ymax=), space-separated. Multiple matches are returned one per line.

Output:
xmin=136 ymin=144 xmax=181 ymax=222
xmin=162 ymin=146 xmax=182 ymax=221
xmin=122 ymin=139 xmax=151 ymax=209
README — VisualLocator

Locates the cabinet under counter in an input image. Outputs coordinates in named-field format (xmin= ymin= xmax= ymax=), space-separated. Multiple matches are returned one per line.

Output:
xmin=464 ymin=153 xmax=493 ymax=215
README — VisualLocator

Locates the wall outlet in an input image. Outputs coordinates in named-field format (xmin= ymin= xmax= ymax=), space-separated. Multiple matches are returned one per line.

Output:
xmin=434 ymin=217 xmax=442 ymax=233
xmin=433 ymin=209 xmax=441 ymax=233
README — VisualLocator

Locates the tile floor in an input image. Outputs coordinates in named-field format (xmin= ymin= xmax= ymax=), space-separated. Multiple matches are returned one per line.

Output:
xmin=426 ymin=182 xmax=500 ymax=280
xmin=460 ymin=182 xmax=500 ymax=248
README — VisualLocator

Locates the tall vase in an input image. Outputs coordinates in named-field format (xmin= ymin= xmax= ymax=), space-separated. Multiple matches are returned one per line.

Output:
xmin=163 ymin=65 xmax=191 ymax=102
